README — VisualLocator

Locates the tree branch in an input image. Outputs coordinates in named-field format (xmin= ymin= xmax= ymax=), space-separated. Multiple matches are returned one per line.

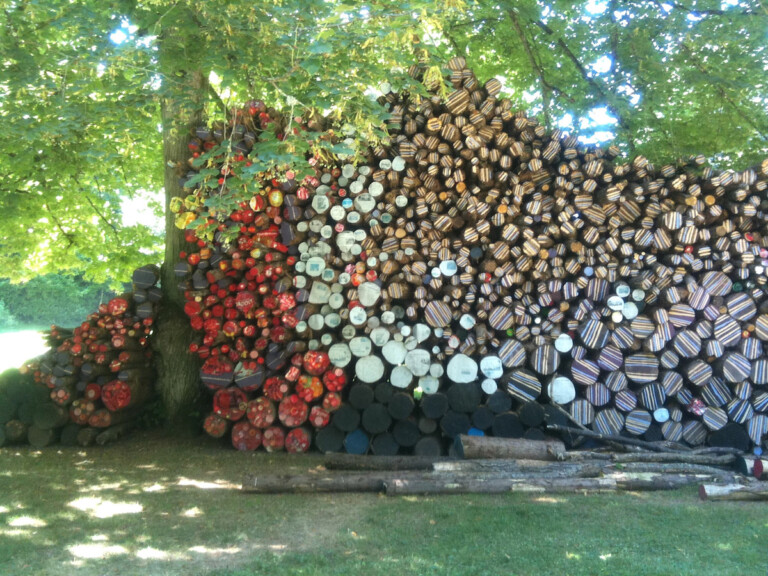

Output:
xmin=43 ymin=203 xmax=75 ymax=248
xmin=680 ymin=42 xmax=768 ymax=141
xmin=72 ymin=176 xmax=120 ymax=237
xmin=531 ymin=16 xmax=632 ymax=133
xmin=208 ymin=84 xmax=230 ymax=119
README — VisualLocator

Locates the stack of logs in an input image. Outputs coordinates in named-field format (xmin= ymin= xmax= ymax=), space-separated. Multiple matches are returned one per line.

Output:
xmin=178 ymin=58 xmax=768 ymax=456
xmin=0 ymin=265 xmax=160 ymax=448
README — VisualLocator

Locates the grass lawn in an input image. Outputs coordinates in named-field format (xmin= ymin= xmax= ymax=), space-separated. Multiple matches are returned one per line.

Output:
xmin=0 ymin=431 xmax=765 ymax=576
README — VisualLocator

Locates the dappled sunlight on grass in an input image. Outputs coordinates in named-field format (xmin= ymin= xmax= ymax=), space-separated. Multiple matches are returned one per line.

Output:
xmin=68 ymin=497 xmax=143 ymax=519
xmin=8 ymin=516 xmax=46 ymax=528
xmin=135 ymin=546 xmax=170 ymax=560
xmin=68 ymin=542 xmax=129 ymax=559
xmin=188 ymin=545 xmax=243 ymax=555
xmin=177 ymin=477 xmax=239 ymax=490
xmin=0 ymin=528 xmax=36 ymax=537
xmin=2 ymin=434 xmax=767 ymax=576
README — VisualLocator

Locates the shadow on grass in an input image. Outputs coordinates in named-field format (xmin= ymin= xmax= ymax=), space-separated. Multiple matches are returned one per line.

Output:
xmin=0 ymin=432 xmax=766 ymax=576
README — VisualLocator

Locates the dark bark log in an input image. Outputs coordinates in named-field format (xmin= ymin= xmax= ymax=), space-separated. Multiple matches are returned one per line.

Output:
xmin=4 ymin=420 xmax=28 ymax=444
xmin=315 ymin=425 xmax=345 ymax=453
xmin=27 ymin=425 xmax=59 ymax=448
xmin=59 ymin=423 xmax=83 ymax=446
xmin=371 ymin=433 xmax=400 ymax=456
xmin=76 ymin=427 xmax=101 ymax=447
xmin=96 ymin=422 xmax=134 ymax=445
xmin=32 ymin=402 xmax=69 ymax=430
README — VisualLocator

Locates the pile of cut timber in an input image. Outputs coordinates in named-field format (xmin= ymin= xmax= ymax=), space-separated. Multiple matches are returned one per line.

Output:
xmin=242 ymin=436 xmax=751 ymax=495
xmin=177 ymin=58 xmax=768 ymax=456
xmin=0 ymin=265 xmax=160 ymax=448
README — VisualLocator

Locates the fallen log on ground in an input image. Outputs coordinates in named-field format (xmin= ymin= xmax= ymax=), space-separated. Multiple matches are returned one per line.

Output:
xmin=699 ymin=482 xmax=768 ymax=501
xmin=385 ymin=473 xmax=726 ymax=496
xmin=604 ymin=462 xmax=738 ymax=478
xmin=455 ymin=435 xmax=566 ymax=460
xmin=432 ymin=459 xmax=604 ymax=477
xmin=562 ymin=451 xmax=736 ymax=466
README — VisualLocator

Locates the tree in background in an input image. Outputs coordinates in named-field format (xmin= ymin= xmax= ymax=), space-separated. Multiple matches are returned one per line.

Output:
xmin=0 ymin=276 xmax=115 ymax=330
xmin=1 ymin=0 xmax=766 ymax=421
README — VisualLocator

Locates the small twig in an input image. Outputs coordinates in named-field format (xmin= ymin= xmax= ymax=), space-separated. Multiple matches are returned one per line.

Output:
xmin=73 ymin=176 xmax=120 ymax=237
xmin=547 ymin=424 xmax=691 ymax=453
xmin=208 ymin=84 xmax=230 ymax=118
xmin=43 ymin=203 xmax=75 ymax=247
xmin=85 ymin=196 xmax=119 ymax=236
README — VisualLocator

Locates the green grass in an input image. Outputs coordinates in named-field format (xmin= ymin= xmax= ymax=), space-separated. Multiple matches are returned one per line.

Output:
xmin=0 ymin=431 xmax=765 ymax=576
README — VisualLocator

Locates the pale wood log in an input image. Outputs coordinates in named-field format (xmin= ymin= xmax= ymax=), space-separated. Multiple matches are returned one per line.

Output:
xmin=562 ymin=451 xmax=736 ymax=466
xmin=699 ymin=482 xmax=768 ymax=501
xmin=446 ymin=354 xmax=479 ymax=383
xmin=455 ymin=434 xmax=566 ymax=460
xmin=385 ymin=473 xmax=717 ymax=496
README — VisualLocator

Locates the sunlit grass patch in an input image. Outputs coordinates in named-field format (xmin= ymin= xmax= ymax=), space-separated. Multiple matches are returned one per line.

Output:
xmin=68 ymin=497 xmax=143 ymax=519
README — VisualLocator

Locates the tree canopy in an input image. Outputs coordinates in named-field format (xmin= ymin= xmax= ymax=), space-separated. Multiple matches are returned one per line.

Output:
xmin=1 ymin=0 xmax=766 ymax=284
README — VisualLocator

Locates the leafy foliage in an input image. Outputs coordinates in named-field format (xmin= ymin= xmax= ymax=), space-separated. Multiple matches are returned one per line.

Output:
xmin=0 ymin=0 xmax=766 ymax=284
xmin=0 ymin=275 xmax=116 ymax=329
xmin=0 ymin=300 xmax=20 ymax=332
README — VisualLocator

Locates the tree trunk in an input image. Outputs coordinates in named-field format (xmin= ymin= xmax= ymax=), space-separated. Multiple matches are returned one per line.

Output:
xmin=152 ymin=53 xmax=207 ymax=423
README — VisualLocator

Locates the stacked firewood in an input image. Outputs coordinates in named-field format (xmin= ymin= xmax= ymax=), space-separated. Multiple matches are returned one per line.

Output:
xmin=0 ymin=266 xmax=160 ymax=448
xmin=178 ymin=58 xmax=768 ymax=455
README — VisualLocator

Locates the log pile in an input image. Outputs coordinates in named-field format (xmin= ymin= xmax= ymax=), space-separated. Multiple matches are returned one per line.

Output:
xmin=177 ymin=58 xmax=768 ymax=456
xmin=242 ymin=437 xmax=744 ymax=495
xmin=0 ymin=265 xmax=160 ymax=448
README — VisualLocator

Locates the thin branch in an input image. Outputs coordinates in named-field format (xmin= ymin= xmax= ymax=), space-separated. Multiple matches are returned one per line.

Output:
xmin=43 ymin=203 xmax=75 ymax=247
xmin=72 ymin=176 xmax=120 ymax=237
xmin=85 ymin=195 xmax=119 ymax=236
xmin=208 ymin=84 xmax=230 ymax=118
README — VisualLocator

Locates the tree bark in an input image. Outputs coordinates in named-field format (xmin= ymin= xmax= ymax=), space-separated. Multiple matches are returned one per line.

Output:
xmin=699 ymin=482 xmax=768 ymax=501
xmin=455 ymin=435 xmax=566 ymax=461
xmin=152 ymin=44 xmax=207 ymax=423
